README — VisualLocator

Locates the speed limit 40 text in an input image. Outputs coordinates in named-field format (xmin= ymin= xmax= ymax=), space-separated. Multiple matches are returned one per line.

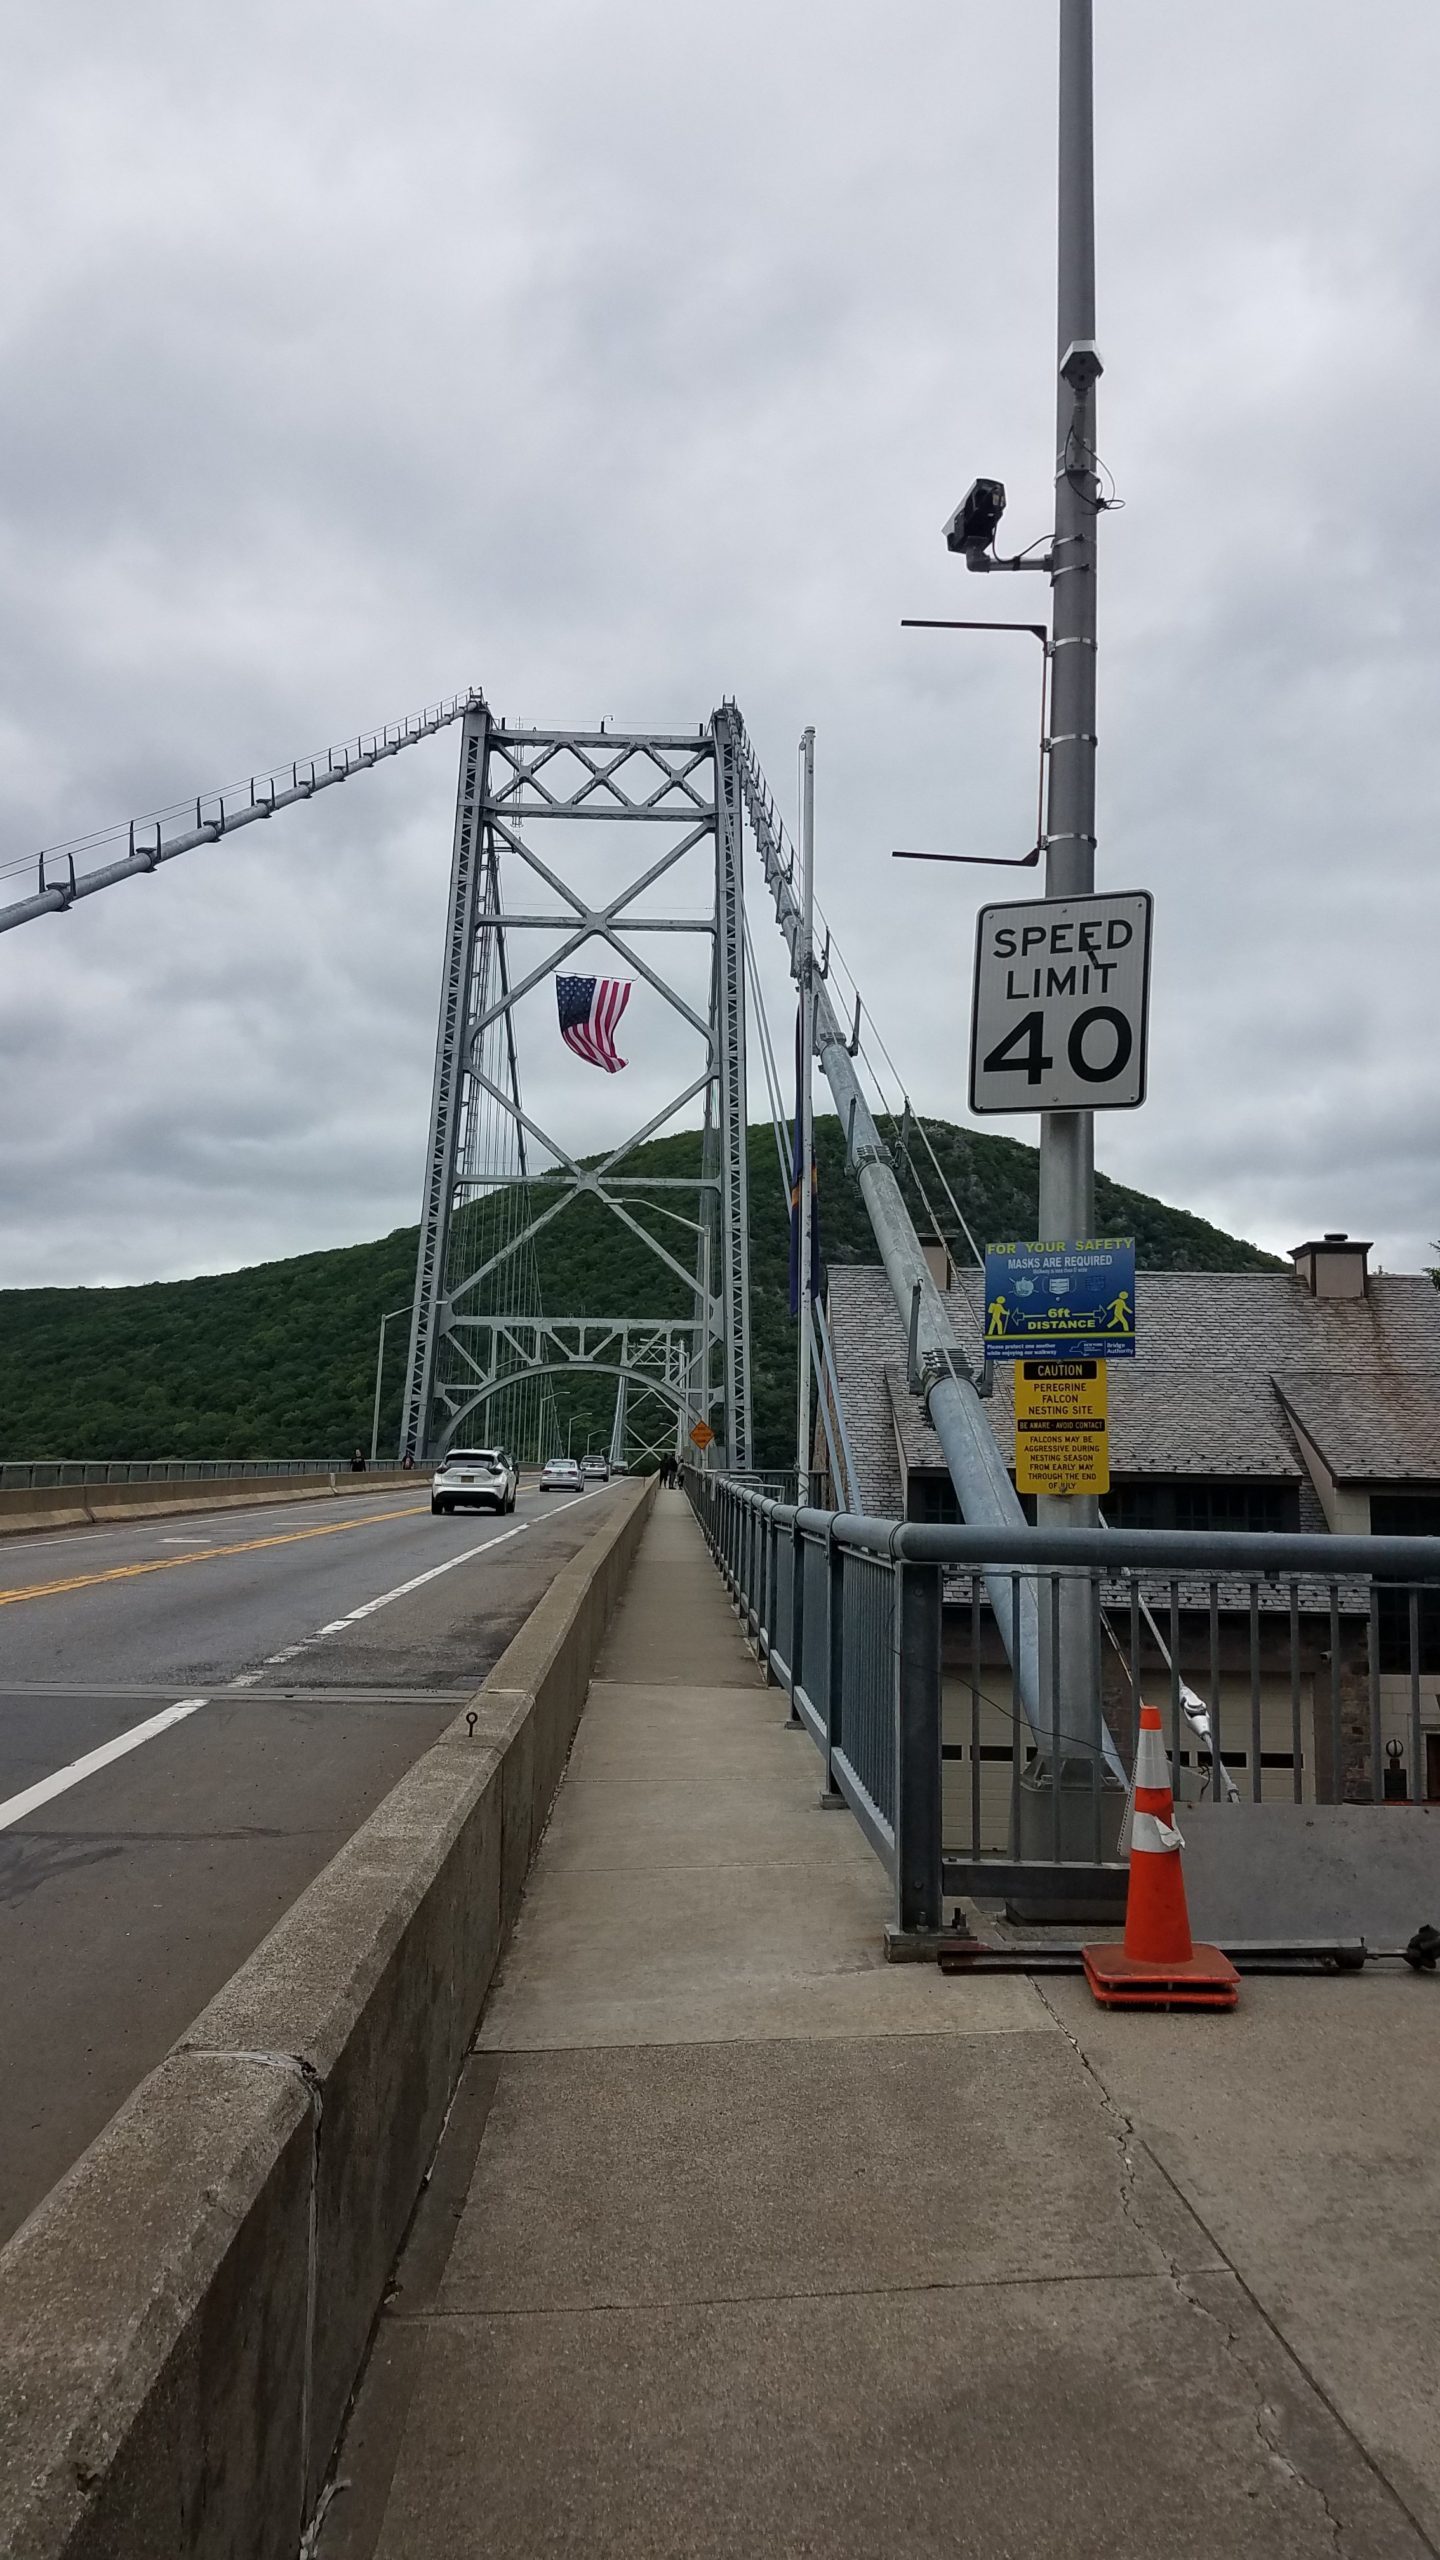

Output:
xmin=969 ymin=890 xmax=1152 ymax=1116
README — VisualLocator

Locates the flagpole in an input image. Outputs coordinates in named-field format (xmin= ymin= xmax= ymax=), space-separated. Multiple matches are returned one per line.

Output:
xmin=797 ymin=726 xmax=816 ymax=1502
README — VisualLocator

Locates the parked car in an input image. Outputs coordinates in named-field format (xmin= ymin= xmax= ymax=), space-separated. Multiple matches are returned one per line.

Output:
xmin=580 ymin=1452 xmax=610 ymax=1481
xmin=539 ymin=1455 xmax=584 ymax=1492
xmin=431 ymin=1448 xmax=518 ymax=1516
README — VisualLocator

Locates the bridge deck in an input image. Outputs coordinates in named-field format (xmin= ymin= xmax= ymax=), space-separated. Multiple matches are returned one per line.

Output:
xmin=323 ymin=1495 xmax=1439 ymax=2560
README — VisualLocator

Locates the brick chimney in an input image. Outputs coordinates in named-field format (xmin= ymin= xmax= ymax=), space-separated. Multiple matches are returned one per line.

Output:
xmin=1290 ymin=1232 xmax=1372 ymax=1299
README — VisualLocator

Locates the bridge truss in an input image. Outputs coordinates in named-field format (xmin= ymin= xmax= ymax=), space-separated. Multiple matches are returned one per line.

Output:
xmin=399 ymin=703 xmax=752 ymax=1467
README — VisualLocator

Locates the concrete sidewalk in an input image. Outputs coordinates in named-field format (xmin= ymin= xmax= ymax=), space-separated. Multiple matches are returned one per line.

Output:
xmin=323 ymin=1495 xmax=1438 ymax=2560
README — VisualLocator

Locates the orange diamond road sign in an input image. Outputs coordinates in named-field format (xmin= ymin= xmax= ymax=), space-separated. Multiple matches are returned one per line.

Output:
xmin=689 ymin=1421 xmax=715 ymax=1449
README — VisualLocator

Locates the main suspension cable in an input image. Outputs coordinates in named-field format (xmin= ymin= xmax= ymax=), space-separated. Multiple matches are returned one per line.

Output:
xmin=0 ymin=689 xmax=481 ymax=935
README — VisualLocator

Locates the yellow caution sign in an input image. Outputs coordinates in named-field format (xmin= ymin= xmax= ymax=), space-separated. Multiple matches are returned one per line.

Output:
xmin=689 ymin=1420 xmax=715 ymax=1449
xmin=1014 ymin=1358 xmax=1109 ymax=1497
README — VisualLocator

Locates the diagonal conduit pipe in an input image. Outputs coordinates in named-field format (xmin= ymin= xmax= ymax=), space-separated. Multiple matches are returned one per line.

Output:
xmin=720 ymin=705 xmax=1123 ymax=1778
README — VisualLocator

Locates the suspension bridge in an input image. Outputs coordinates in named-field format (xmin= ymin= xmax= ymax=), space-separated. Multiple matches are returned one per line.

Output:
xmin=8 ymin=7 xmax=1440 ymax=2544
xmin=0 ymin=692 xmax=1020 ymax=1551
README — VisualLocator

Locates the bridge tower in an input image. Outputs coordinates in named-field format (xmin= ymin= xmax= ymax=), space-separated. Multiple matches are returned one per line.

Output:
xmin=399 ymin=701 xmax=751 ymax=1470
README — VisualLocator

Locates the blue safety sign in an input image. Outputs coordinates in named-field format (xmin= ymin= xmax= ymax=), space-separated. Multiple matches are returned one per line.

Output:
xmin=982 ymin=1238 xmax=1136 ymax=1361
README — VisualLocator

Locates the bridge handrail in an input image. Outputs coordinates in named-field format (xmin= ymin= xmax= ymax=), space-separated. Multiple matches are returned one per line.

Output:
xmin=695 ymin=1476 xmax=1440 ymax=1584
xmin=686 ymin=1466 xmax=1440 ymax=1940
xmin=0 ymin=1457 xmax=370 ymax=1488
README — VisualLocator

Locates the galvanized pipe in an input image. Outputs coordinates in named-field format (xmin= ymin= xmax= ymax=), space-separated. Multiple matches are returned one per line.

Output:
xmin=773 ymin=1502 xmax=1440 ymax=1583
xmin=729 ymin=721 xmax=1054 ymax=1748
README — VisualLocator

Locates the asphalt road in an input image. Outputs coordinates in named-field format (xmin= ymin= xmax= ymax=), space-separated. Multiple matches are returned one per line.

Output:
xmin=0 ymin=1476 xmax=622 ymax=2244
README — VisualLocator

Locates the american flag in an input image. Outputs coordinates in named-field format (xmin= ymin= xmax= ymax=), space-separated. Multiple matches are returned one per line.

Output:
xmin=555 ymin=973 xmax=631 ymax=1073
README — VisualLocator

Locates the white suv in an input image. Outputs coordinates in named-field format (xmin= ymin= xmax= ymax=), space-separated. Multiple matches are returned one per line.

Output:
xmin=431 ymin=1448 xmax=518 ymax=1516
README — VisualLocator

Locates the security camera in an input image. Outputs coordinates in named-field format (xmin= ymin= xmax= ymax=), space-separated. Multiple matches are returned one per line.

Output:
xmin=1059 ymin=338 xmax=1103 ymax=393
xmin=944 ymin=478 xmax=1006 ymax=558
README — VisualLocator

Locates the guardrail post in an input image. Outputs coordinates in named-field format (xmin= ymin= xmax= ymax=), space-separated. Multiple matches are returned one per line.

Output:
xmin=893 ymin=1557 xmax=944 ymax=1937
xmin=786 ymin=1516 xmax=805 ymax=1726
xmin=745 ymin=1501 xmax=757 ymax=1639
xmin=821 ymin=1522 xmax=845 ymax=1804
xmin=760 ymin=1508 xmax=776 ymax=1680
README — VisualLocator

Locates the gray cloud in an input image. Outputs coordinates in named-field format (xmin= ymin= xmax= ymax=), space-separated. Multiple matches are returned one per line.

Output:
xmin=1 ymin=0 xmax=1437 ymax=1290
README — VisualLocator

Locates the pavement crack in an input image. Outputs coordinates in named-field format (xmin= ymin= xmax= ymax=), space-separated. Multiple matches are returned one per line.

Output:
xmin=1030 ymin=1979 xmax=1166 ymax=2270
xmin=1179 ymin=2281 xmax=1347 ymax=2556
xmin=1029 ymin=1982 xmax=1424 ymax=2558
xmin=386 ymin=2266 xmax=1171 ymax=2322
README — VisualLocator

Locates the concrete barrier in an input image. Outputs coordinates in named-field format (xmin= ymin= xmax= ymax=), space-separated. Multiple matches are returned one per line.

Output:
xmin=0 ymin=1470 xmax=426 ymax=1539
xmin=0 ymin=1472 xmax=655 ymax=2560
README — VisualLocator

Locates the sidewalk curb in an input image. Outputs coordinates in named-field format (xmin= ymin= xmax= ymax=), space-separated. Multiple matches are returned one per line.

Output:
xmin=0 ymin=1473 xmax=655 ymax=2560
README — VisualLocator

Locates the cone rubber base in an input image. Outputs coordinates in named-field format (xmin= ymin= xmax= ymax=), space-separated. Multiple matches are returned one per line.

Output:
xmin=1081 ymin=1943 xmax=1239 ymax=2010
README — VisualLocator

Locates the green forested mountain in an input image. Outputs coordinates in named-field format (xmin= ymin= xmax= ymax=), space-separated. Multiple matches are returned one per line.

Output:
xmin=0 ymin=1116 xmax=1280 ymax=1467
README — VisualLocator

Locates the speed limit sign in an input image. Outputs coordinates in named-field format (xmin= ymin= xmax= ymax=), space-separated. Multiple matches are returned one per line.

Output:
xmin=969 ymin=891 xmax=1152 ymax=1114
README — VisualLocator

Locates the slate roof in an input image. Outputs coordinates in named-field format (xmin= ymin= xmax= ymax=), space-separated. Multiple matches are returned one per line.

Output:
xmin=824 ymin=1264 xmax=1440 ymax=1520
xmin=1273 ymin=1373 xmax=1440 ymax=1484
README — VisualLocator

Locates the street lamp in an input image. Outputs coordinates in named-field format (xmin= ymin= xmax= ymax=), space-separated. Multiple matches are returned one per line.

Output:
xmin=370 ymin=1303 xmax=411 ymax=1467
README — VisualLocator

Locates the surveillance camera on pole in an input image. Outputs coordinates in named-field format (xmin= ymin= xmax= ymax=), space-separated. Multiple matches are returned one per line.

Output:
xmin=942 ymin=472 xmax=1054 ymax=576
xmin=944 ymin=478 xmax=1008 ymax=566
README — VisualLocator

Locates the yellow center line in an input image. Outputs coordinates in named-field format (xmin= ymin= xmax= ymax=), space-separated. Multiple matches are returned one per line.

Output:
xmin=0 ymin=1502 xmax=433 ymax=1610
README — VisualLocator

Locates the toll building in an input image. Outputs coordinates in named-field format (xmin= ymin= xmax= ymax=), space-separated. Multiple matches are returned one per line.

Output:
xmin=821 ymin=1234 xmax=1440 ymax=1823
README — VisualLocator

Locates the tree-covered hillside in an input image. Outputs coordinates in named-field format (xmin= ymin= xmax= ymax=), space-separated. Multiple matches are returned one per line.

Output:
xmin=0 ymin=1116 xmax=1281 ymax=1466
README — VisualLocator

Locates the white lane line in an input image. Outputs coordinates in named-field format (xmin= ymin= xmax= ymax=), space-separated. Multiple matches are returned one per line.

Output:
xmin=310 ymin=1486 xmax=597 ymax=1638
xmin=222 ymin=1485 xmax=597 ymax=1684
xmin=0 ymin=1698 xmax=209 ymax=1832
xmin=0 ymin=1489 xmax=606 ymax=1813
xmin=227 ymin=1638 xmax=310 ymax=1692
xmin=313 ymin=1523 xmax=530 ymax=1633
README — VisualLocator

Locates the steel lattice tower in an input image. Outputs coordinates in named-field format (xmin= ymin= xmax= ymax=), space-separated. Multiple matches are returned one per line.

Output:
xmin=399 ymin=701 xmax=751 ymax=1469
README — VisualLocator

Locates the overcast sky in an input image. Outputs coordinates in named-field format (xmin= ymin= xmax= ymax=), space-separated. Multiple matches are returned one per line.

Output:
xmin=2 ymin=0 xmax=1438 ymax=1291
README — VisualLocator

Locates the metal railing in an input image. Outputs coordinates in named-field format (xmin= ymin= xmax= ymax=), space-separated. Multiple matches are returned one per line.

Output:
xmin=0 ymin=1457 xmax=361 ymax=1489
xmin=687 ymin=1473 xmax=1440 ymax=1936
xmin=1 ymin=694 xmax=478 ymax=935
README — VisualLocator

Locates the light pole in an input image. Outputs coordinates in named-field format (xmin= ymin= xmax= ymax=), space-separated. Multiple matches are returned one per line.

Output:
xmin=1041 ymin=0 xmax=1100 ymax=1241
xmin=370 ymin=1303 xmax=411 ymax=1467
xmin=796 ymin=727 xmax=816 ymax=1504
xmin=1037 ymin=0 xmax=1105 ymax=1774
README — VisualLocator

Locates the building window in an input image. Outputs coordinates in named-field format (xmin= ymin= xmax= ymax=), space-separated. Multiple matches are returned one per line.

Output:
xmin=1370 ymin=1494 xmax=1440 ymax=1675
xmin=1104 ymin=1480 xmax=1301 ymax=1534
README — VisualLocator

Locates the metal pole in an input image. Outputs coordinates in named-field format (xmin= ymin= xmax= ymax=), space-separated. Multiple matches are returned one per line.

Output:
xmin=797 ymin=728 xmax=816 ymax=1502
xmin=893 ymin=1558 xmax=944 ymax=1936
xmin=371 ymin=1304 xmax=409 ymax=1466
xmin=400 ymin=704 xmax=491 ymax=1463
xmin=1036 ymin=0 xmax=1103 ymax=1779
xmin=733 ymin=721 xmax=1128 ymax=1782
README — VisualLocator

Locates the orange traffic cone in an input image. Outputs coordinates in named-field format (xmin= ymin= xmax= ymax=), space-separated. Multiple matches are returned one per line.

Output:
xmin=1082 ymin=1703 xmax=1238 ymax=2010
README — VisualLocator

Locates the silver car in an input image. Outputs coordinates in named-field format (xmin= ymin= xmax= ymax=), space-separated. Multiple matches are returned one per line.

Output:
xmin=539 ymin=1455 xmax=584 ymax=1492
xmin=431 ymin=1447 xmax=518 ymax=1516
